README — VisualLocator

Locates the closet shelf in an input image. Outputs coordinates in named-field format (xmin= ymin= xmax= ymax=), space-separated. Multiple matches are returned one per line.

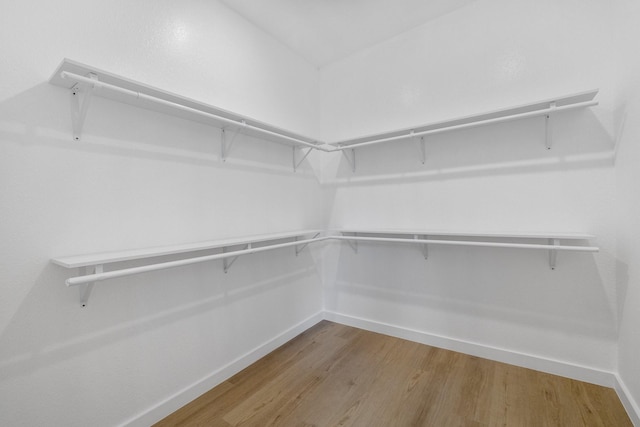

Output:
xmin=52 ymin=229 xmax=324 ymax=306
xmin=49 ymin=58 xmax=331 ymax=158
xmin=333 ymin=90 xmax=599 ymax=171
xmin=334 ymin=229 xmax=598 ymax=269
xmin=53 ymin=228 xmax=598 ymax=307
xmin=332 ymin=90 xmax=599 ymax=149
xmin=49 ymin=59 xmax=599 ymax=173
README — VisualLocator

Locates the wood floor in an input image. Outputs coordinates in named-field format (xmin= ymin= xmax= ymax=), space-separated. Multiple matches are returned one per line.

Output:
xmin=154 ymin=321 xmax=632 ymax=426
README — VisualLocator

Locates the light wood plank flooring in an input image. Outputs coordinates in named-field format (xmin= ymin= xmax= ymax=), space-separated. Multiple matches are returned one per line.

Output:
xmin=154 ymin=321 xmax=632 ymax=426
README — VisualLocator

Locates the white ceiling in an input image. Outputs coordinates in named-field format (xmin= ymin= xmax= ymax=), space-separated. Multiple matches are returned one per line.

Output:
xmin=220 ymin=0 xmax=476 ymax=68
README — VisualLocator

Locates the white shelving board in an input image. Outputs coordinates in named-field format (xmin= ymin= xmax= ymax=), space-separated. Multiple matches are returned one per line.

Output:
xmin=52 ymin=228 xmax=598 ymax=306
xmin=49 ymin=58 xmax=323 ymax=149
xmin=331 ymin=89 xmax=599 ymax=149
xmin=52 ymin=229 xmax=323 ymax=269
xmin=335 ymin=229 xmax=595 ymax=240
xmin=332 ymin=229 xmax=599 ymax=265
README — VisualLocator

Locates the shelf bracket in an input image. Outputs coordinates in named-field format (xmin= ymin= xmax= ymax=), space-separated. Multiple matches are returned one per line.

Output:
xmin=79 ymin=264 xmax=102 ymax=307
xmin=293 ymin=147 xmax=313 ymax=172
xmin=343 ymin=232 xmax=358 ymax=253
xmin=415 ymin=235 xmax=428 ymax=259
xmin=341 ymin=148 xmax=356 ymax=173
xmin=410 ymin=131 xmax=426 ymax=165
xmin=221 ymin=121 xmax=245 ymax=162
xmin=70 ymin=73 xmax=98 ymax=141
xmin=222 ymin=243 xmax=250 ymax=273
xmin=549 ymin=238 xmax=560 ymax=270
xmin=545 ymin=101 xmax=556 ymax=150
xmin=295 ymin=233 xmax=320 ymax=256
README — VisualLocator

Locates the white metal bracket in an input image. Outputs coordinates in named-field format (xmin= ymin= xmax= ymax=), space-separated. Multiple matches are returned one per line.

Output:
xmin=545 ymin=101 xmax=556 ymax=150
xmin=549 ymin=238 xmax=560 ymax=270
xmin=293 ymin=147 xmax=313 ymax=172
xmin=341 ymin=148 xmax=356 ymax=172
xmin=415 ymin=235 xmax=428 ymax=259
xmin=79 ymin=264 xmax=102 ymax=307
xmin=343 ymin=232 xmax=358 ymax=253
xmin=295 ymin=233 xmax=320 ymax=256
xmin=418 ymin=136 xmax=426 ymax=165
xmin=221 ymin=121 xmax=245 ymax=162
xmin=70 ymin=73 xmax=98 ymax=141
xmin=222 ymin=243 xmax=250 ymax=273
xmin=410 ymin=131 xmax=426 ymax=165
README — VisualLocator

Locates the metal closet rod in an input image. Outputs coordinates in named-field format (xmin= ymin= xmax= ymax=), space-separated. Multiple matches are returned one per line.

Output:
xmin=60 ymin=72 xmax=597 ymax=154
xmin=66 ymin=235 xmax=332 ymax=287
xmin=65 ymin=234 xmax=598 ymax=287
xmin=60 ymin=71 xmax=335 ymax=152
xmin=332 ymin=235 xmax=600 ymax=252
xmin=334 ymin=100 xmax=599 ymax=150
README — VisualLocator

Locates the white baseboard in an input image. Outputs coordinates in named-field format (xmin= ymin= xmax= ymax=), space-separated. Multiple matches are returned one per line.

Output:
xmin=614 ymin=374 xmax=640 ymax=426
xmin=323 ymin=311 xmax=616 ymax=388
xmin=119 ymin=310 xmax=640 ymax=427
xmin=120 ymin=311 xmax=324 ymax=427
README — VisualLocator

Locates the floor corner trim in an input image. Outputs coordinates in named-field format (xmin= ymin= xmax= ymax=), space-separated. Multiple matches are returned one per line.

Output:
xmin=614 ymin=373 xmax=640 ymax=426
xmin=119 ymin=311 xmax=325 ymax=427
xmin=323 ymin=310 xmax=617 ymax=389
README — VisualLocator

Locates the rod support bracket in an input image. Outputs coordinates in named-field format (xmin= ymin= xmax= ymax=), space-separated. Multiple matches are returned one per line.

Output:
xmin=79 ymin=264 xmax=102 ymax=307
xmin=549 ymin=238 xmax=560 ymax=270
xmin=341 ymin=147 xmax=356 ymax=173
xmin=295 ymin=233 xmax=320 ymax=256
xmin=70 ymin=72 xmax=98 ymax=141
xmin=343 ymin=232 xmax=358 ymax=253
xmin=221 ymin=121 xmax=245 ymax=162
xmin=293 ymin=147 xmax=313 ymax=172
xmin=415 ymin=235 xmax=428 ymax=259
xmin=223 ymin=244 xmax=249 ymax=273
xmin=545 ymin=101 xmax=557 ymax=150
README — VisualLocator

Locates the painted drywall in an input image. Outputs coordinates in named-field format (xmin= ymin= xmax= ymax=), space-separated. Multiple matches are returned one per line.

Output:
xmin=614 ymin=0 xmax=640 ymax=419
xmin=0 ymin=1 xmax=325 ymax=426
xmin=319 ymin=0 xmax=621 ymax=376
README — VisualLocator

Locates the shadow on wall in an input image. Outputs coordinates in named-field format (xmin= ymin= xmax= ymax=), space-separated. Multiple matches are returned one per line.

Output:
xmin=324 ymin=108 xmax=614 ymax=186
xmin=0 ymin=83 xmax=321 ymax=181
xmin=0 ymin=247 xmax=320 ymax=384
xmin=327 ymin=242 xmax=618 ymax=341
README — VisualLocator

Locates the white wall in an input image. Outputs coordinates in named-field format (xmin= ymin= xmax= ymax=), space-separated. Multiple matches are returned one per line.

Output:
xmin=614 ymin=0 xmax=640 ymax=420
xmin=0 ymin=1 xmax=325 ymax=426
xmin=320 ymin=0 xmax=621 ymax=379
xmin=2 ymin=0 xmax=638 ymax=425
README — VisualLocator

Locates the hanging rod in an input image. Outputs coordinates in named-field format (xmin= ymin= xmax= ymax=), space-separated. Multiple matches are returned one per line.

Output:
xmin=60 ymin=71 xmax=333 ymax=152
xmin=332 ymin=235 xmax=599 ymax=252
xmin=331 ymin=100 xmax=599 ymax=151
xmin=64 ymin=233 xmax=597 ymax=287
xmin=65 ymin=235 xmax=330 ymax=287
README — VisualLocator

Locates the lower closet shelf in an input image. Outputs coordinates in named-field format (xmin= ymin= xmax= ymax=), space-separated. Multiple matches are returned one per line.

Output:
xmin=51 ymin=229 xmax=324 ymax=307
xmin=334 ymin=229 xmax=598 ymax=270
xmin=52 ymin=228 xmax=598 ymax=307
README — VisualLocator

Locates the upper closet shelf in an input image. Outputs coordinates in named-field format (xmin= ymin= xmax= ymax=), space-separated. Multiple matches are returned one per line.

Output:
xmin=48 ymin=59 xmax=598 ymax=172
xmin=49 ymin=58 xmax=329 ymax=157
xmin=332 ymin=90 xmax=599 ymax=150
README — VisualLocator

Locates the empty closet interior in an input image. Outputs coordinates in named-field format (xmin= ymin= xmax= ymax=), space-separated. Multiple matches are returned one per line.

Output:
xmin=1 ymin=0 xmax=639 ymax=426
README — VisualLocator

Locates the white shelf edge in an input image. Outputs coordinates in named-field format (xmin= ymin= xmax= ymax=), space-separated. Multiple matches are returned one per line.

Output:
xmin=49 ymin=58 xmax=325 ymax=150
xmin=333 ymin=229 xmax=595 ymax=240
xmin=330 ymin=89 xmax=599 ymax=148
xmin=52 ymin=229 xmax=323 ymax=269
xmin=49 ymin=59 xmax=599 ymax=158
xmin=52 ymin=228 xmax=598 ymax=306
